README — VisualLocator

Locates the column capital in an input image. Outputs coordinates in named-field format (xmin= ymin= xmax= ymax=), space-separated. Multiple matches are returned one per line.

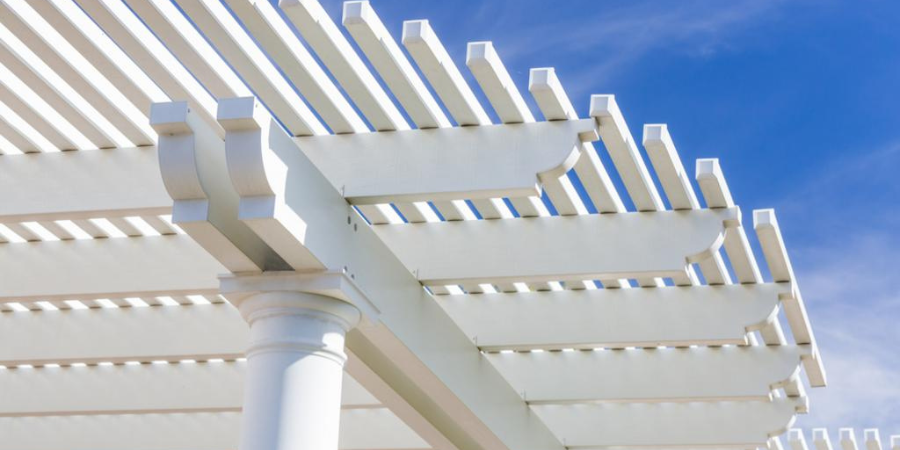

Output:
xmin=220 ymin=270 xmax=380 ymax=327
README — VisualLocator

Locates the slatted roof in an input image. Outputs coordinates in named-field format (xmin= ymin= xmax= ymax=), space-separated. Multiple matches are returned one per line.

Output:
xmin=0 ymin=1 xmax=829 ymax=450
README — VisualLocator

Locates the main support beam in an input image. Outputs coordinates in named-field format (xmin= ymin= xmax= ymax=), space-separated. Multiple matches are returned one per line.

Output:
xmin=0 ymin=409 xmax=430 ymax=450
xmin=212 ymin=97 xmax=563 ymax=450
xmin=532 ymin=397 xmax=807 ymax=448
xmin=437 ymin=283 xmax=784 ymax=349
xmin=298 ymin=118 xmax=596 ymax=204
xmin=487 ymin=345 xmax=810 ymax=403
xmin=0 ymin=235 xmax=223 ymax=302
xmin=0 ymin=146 xmax=170 ymax=222
xmin=0 ymin=362 xmax=377 ymax=416
xmin=375 ymin=207 xmax=739 ymax=285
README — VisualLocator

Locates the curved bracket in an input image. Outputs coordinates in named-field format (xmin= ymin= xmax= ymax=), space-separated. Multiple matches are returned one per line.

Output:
xmin=296 ymin=118 xmax=598 ymax=204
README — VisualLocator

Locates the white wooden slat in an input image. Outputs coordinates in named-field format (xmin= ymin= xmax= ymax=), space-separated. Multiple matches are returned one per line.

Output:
xmin=590 ymin=95 xmax=666 ymax=211
xmin=465 ymin=43 xmax=575 ymax=216
xmin=698 ymin=251 xmax=733 ymax=285
xmin=791 ymin=429 xmax=811 ymax=450
xmin=221 ymin=0 xmax=367 ymax=134
xmin=141 ymin=215 xmax=179 ymax=235
xmin=0 ymin=147 xmax=171 ymax=223
xmin=125 ymin=0 xmax=251 ymax=100
xmin=36 ymin=221 xmax=75 ymax=240
xmin=3 ymin=223 xmax=41 ymax=242
xmin=816 ymin=429 xmax=836 ymax=450
xmin=71 ymin=219 xmax=108 ymax=238
xmin=402 ymin=20 xmax=489 ymax=127
xmin=75 ymin=0 xmax=221 ymax=133
xmin=466 ymin=42 xmax=534 ymax=124
xmin=0 ymin=38 xmax=114 ymax=149
xmin=487 ymin=345 xmax=810 ymax=403
xmin=373 ymin=207 xmax=738 ymax=285
xmin=30 ymin=0 xmax=167 ymax=117
xmin=642 ymin=124 xmax=700 ymax=210
xmin=0 ymin=98 xmax=56 ymax=153
xmin=0 ymin=78 xmax=74 ymax=151
xmin=107 ymin=217 xmax=142 ymax=237
xmin=437 ymin=283 xmax=784 ymax=350
xmin=0 ymin=0 xmax=155 ymax=146
xmin=0 ymin=363 xmax=378 ymax=416
xmin=529 ymin=68 xmax=625 ymax=213
xmin=0 ymin=409 xmax=429 ymax=450
xmin=343 ymin=1 xmax=450 ymax=130
xmin=842 ymin=429 xmax=861 ymax=450
xmin=697 ymin=158 xmax=764 ymax=283
xmin=0 ymin=121 xmax=33 ymax=155
xmin=174 ymin=0 xmax=326 ymax=137
xmin=0 ymin=235 xmax=223 ymax=302
xmin=865 ymin=430 xmax=884 ymax=450
xmin=280 ymin=0 xmax=409 ymax=132
xmin=532 ymin=397 xmax=806 ymax=448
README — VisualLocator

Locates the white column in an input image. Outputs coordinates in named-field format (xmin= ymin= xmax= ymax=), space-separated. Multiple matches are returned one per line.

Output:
xmin=236 ymin=291 xmax=360 ymax=450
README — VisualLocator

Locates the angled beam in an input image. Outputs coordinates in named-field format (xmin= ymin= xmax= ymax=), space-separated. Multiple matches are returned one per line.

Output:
xmin=842 ymin=429 xmax=861 ymax=450
xmin=590 ymin=95 xmax=665 ymax=211
xmin=531 ymin=397 xmax=806 ymax=448
xmin=0 ymin=409 xmax=429 ymax=450
xmin=865 ymin=430 xmax=883 ymax=450
xmin=375 ymin=207 xmax=739 ymax=285
xmin=488 ymin=345 xmax=810 ymax=403
xmin=816 ymin=429 xmax=836 ymax=450
xmin=529 ymin=67 xmax=624 ymax=214
xmin=437 ymin=283 xmax=785 ymax=349
xmin=402 ymin=20 xmax=490 ymax=126
xmin=218 ymin=97 xmax=563 ymax=450
xmin=791 ymin=429 xmax=811 ymax=450
xmin=0 ymin=362 xmax=379 ymax=416
xmin=0 ymin=147 xmax=169 ymax=222
xmin=467 ymin=41 xmax=534 ymax=124
xmin=279 ymin=0 xmax=408 ymax=131
xmin=343 ymin=1 xmax=450 ymax=130
xmin=642 ymin=124 xmax=699 ymax=210
xmin=755 ymin=208 xmax=826 ymax=387
xmin=0 ymin=235 xmax=222 ymax=302
xmin=299 ymin=118 xmax=595 ymax=204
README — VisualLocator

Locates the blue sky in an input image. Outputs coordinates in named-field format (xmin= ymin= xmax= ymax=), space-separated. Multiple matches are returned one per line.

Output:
xmin=313 ymin=0 xmax=900 ymax=433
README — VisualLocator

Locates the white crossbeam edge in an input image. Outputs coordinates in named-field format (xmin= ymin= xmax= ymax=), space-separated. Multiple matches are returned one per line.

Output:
xmin=532 ymin=397 xmax=806 ymax=448
xmin=0 ymin=409 xmax=430 ymax=450
xmin=791 ymin=429 xmax=811 ymax=450
xmin=842 ymin=429 xmax=861 ymax=450
xmin=299 ymin=118 xmax=595 ymax=204
xmin=0 ymin=235 xmax=223 ymax=303
xmin=529 ymin=67 xmax=625 ymax=214
xmin=487 ymin=345 xmax=810 ymax=403
xmin=815 ymin=429 xmax=836 ymax=450
xmin=215 ymin=97 xmax=563 ymax=450
xmin=375 ymin=207 xmax=739 ymax=285
xmin=402 ymin=20 xmax=490 ymax=126
xmin=0 ymin=363 xmax=379 ymax=416
xmin=437 ymin=283 xmax=785 ymax=350
xmin=754 ymin=208 xmax=826 ymax=387
xmin=0 ymin=147 xmax=169 ymax=222
xmin=590 ymin=95 xmax=665 ymax=211
xmin=0 ymin=304 xmax=245 ymax=365
xmin=279 ymin=0 xmax=409 ymax=132
xmin=151 ymin=101 xmax=287 ymax=272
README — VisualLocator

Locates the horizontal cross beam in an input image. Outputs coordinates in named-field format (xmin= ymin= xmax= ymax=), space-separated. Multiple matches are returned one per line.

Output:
xmin=437 ymin=283 xmax=785 ymax=349
xmin=298 ymin=118 xmax=596 ymax=204
xmin=374 ymin=207 xmax=739 ymax=285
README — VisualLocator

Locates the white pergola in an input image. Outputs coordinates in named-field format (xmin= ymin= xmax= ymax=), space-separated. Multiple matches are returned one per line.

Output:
xmin=0 ymin=1 xmax=828 ymax=450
